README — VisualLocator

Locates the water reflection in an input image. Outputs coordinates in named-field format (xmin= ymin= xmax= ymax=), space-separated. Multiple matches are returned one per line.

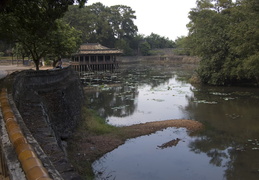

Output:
xmin=86 ymin=63 xmax=259 ymax=179
xmin=87 ymin=85 xmax=138 ymax=118
xmin=93 ymin=128 xmax=227 ymax=180
xmin=85 ymin=65 xmax=193 ymax=126
xmin=185 ymin=85 xmax=259 ymax=136
xmin=185 ymin=85 xmax=259 ymax=180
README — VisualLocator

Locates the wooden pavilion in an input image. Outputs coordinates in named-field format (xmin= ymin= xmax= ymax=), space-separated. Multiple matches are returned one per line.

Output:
xmin=70 ymin=43 xmax=123 ymax=72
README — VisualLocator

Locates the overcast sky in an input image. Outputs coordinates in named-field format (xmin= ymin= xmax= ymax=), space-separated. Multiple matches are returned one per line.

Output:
xmin=87 ymin=0 xmax=197 ymax=40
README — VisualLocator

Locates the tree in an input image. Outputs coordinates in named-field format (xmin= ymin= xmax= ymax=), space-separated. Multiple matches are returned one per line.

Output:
xmin=187 ymin=0 xmax=259 ymax=85
xmin=227 ymin=0 xmax=259 ymax=83
xmin=0 ymin=40 xmax=13 ymax=56
xmin=188 ymin=8 xmax=229 ymax=85
xmin=63 ymin=3 xmax=138 ymax=54
xmin=48 ymin=20 xmax=82 ymax=67
xmin=115 ymin=39 xmax=133 ymax=56
xmin=139 ymin=41 xmax=151 ymax=56
xmin=63 ymin=3 xmax=176 ymax=56
xmin=0 ymin=0 xmax=87 ymax=70
xmin=12 ymin=43 xmax=30 ymax=64
xmin=174 ymin=36 xmax=190 ymax=55
xmin=109 ymin=5 xmax=138 ymax=39
xmin=145 ymin=33 xmax=175 ymax=49
xmin=88 ymin=3 xmax=115 ymax=47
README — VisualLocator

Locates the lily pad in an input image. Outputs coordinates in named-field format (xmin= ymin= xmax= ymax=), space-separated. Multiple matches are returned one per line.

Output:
xmin=193 ymin=100 xmax=218 ymax=104
xmin=210 ymin=92 xmax=230 ymax=96
xmin=152 ymin=99 xmax=165 ymax=102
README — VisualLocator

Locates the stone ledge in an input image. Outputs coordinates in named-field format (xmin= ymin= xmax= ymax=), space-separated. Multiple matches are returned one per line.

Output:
xmin=0 ymin=111 xmax=26 ymax=180
xmin=11 ymin=67 xmax=84 ymax=180
xmin=8 ymin=93 xmax=64 ymax=180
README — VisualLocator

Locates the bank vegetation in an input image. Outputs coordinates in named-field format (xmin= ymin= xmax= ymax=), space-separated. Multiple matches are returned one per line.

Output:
xmin=183 ymin=0 xmax=259 ymax=86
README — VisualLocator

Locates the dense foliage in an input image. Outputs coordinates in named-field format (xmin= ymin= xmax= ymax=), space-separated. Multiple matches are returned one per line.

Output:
xmin=187 ymin=0 xmax=259 ymax=85
xmin=62 ymin=3 xmax=175 ymax=55
xmin=0 ymin=0 xmax=86 ymax=70
xmin=0 ymin=0 xmax=177 ymax=70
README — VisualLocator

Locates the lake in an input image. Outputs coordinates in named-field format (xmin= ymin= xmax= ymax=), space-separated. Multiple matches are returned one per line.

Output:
xmin=83 ymin=61 xmax=259 ymax=180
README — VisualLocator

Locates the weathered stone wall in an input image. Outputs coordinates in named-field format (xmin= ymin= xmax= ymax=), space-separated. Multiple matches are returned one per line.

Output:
xmin=11 ymin=67 xmax=85 ymax=180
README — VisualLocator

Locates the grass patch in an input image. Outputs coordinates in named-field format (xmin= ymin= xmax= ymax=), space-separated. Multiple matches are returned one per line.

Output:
xmin=67 ymin=106 xmax=203 ymax=179
xmin=0 ymin=56 xmax=30 ymax=60
xmin=82 ymin=107 xmax=118 ymax=135
xmin=0 ymin=56 xmax=12 ymax=60
xmin=67 ymin=107 xmax=120 ymax=179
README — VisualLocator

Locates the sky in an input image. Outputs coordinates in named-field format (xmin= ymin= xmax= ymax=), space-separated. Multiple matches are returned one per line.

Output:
xmin=87 ymin=0 xmax=197 ymax=40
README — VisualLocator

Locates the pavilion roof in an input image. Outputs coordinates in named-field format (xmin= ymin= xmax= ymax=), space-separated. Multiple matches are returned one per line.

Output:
xmin=75 ymin=43 xmax=123 ymax=55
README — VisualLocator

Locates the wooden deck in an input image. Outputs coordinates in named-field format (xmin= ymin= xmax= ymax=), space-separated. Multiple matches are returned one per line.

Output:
xmin=70 ymin=61 xmax=119 ymax=72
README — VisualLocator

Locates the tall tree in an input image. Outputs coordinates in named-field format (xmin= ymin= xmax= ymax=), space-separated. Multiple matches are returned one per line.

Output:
xmin=89 ymin=3 xmax=115 ymax=47
xmin=63 ymin=5 xmax=93 ymax=43
xmin=48 ymin=20 xmax=82 ymax=67
xmin=0 ymin=0 xmax=87 ymax=70
xmin=227 ymin=0 xmax=259 ymax=82
xmin=63 ymin=3 xmax=138 ymax=52
xmin=187 ymin=0 xmax=259 ymax=85
xmin=109 ymin=5 xmax=138 ymax=39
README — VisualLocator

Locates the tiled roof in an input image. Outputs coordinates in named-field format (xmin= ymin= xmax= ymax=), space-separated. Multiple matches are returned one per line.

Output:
xmin=75 ymin=43 xmax=123 ymax=55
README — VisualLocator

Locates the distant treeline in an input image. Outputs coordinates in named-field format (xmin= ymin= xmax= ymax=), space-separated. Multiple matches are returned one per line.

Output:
xmin=1 ymin=0 xmax=257 ymax=86
xmin=0 ymin=1 xmax=176 ymax=70
xmin=62 ymin=3 xmax=176 ymax=55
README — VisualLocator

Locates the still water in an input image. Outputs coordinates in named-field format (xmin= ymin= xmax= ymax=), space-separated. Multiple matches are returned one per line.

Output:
xmin=84 ymin=62 xmax=259 ymax=180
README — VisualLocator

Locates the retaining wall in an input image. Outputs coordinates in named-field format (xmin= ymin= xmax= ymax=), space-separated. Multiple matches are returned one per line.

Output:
xmin=1 ymin=66 xmax=85 ymax=180
xmin=0 ymin=88 xmax=58 ymax=180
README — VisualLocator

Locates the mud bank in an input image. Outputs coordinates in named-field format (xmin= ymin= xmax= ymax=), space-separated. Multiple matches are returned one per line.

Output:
xmin=68 ymin=118 xmax=203 ymax=178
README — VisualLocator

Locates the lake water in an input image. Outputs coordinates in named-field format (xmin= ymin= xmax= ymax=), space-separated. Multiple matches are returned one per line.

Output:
xmin=83 ymin=62 xmax=259 ymax=180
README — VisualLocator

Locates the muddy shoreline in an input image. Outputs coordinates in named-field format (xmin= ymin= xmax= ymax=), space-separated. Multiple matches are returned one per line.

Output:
xmin=68 ymin=118 xmax=203 ymax=178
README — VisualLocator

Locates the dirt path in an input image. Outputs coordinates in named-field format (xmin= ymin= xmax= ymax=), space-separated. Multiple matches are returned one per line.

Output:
xmin=0 ymin=65 xmax=55 ymax=79
xmin=0 ymin=65 xmax=33 ymax=76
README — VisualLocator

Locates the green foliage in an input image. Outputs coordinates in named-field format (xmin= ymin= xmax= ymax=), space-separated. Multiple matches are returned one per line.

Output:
xmin=0 ymin=41 xmax=12 ymax=55
xmin=187 ymin=0 xmax=259 ymax=85
xmin=115 ymin=39 xmax=133 ymax=56
xmin=43 ymin=59 xmax=53 ymax=66
xmin=0 ymin=0 xmax=87 ymax=70
xmin=110 ymin=5 xmax=138 ymax=39
xmin=139 ymin=41 xmax=151 ymax=56
xmin=174 ymin=36 xmax=190 ymax=55
xmin=63 ymin=3 xmax=138 ymax=49
xmin=145 ymin=33 xmax=176 ymax=49
xmin=82 ymin=107 xmax=118 ymax=135
xmin=48 ymin=19 xmax=82 ymax=67
xmin=63 ymin=4 xmax=175 ymax=55
xmin=67 ymin=106 xmax=119 ymax=179
xmin=12 ymin=43 xmax=30 ymax=61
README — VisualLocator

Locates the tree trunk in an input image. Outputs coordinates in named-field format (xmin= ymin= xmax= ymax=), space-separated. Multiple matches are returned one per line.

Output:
xmin=34 ymin=59 xmax=40 ymax=70
xmin=22 ymin=55 xmax=25 ymax=65
xmin=53 ymin=58 xmax=60 ymax=68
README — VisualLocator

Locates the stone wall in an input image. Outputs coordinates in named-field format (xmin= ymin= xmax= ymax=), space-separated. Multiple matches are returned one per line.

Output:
xmin=11 ymin=67 xmax=85 ymax=180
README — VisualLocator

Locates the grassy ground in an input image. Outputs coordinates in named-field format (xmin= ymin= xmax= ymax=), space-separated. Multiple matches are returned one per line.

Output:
xmin=0 ymin=56 xmax=12 ymax=60
xmin=67 ymin=107 xmax=203 ymax=179
xmin=67 ymin=107 xmax=123 ymax=179
xmin=0 ymin=56 xmax=26 ymax=60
